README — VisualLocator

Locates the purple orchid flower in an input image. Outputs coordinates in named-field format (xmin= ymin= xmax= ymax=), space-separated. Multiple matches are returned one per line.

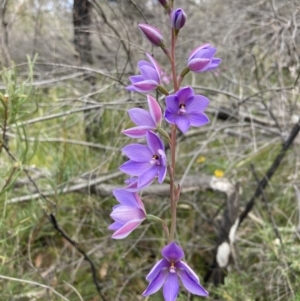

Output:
xmin=164 ymin=86 xmax=210 ymax=133
xmin=119 ymin=131 xmax=167 ymax=190
xmin=127 ymin=53 xmax=162 ymax=93
xmin=143 ymin=242 xmax=208 ymax=300
xmin=122 ymin=95 xmax=162 ymax=138
xmin=187 ymin=43 xmax=221 ymax=73
xmin=108 ymin=189 xmax=146 ymax=239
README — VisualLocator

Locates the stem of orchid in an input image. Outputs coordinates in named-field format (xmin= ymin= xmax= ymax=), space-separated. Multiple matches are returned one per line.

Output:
xmin=168 ymin=124 xmax=177 ymax=243
xmin=168 ymin=28 xmax=179 ymax=244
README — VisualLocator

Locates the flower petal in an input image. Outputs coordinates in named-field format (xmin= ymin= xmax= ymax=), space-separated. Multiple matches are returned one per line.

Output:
xmin=140 ymin=65 xmax=160 ymax=83
xmin=158 ymin=165 xmax=167 ymax=184
xmin=175 ymin=115 xmax=190 ymax=133
xmin=122 ymin=126 xmax=152 ymax=138
xmin=145 ymin=53 xmax=161 ymax=80
xmin=162 ymin=242 xmax=185 ymax=262
xmin=164 ymin=110 xmax=177 ymax=125
xmin=146 ymin=259 xmax=169 ymax=281
xmin=128 ymin=108 xmax=156 ymax=127
xmin=119 ymin=161 xmax=152 ymax=176
xmin=108 ymin=221 xmax=123 ymax=231
xmin=176 ymin=86 xmax=194 ymax=104
xmin=122 ymin=144 xmax=152 ymax=162
xmin=138 ymin=165 xmax=159 ymax=188
xmin=185 ymin=95 xmax=209 ymax=113
xmin=132 ymin=80 xmax=159 ymax=92
xmin=176 ymin=261 xmax=200 ymax=283
xmin=189 ymin=43 xmax=211 ymax=60
xmin=187 ymin=112 xmax=210 ymax=127
xmin=143 ymin=268 xmax=168 ymax=296
xmin=165 ymin=95 xmax=179 ymax=114
xmin=147 ymin=94 xmax=162 ymax=125
xmin=163 ymin=273 xmax=180 ymax=301
xmin=146 ymin=131 xmax=164 ymax=154
xmin=187 ymin=58 xmax=211 ymax=72
xmin=204 ymin=58 xmax=222 ymax=71
xmin=177 ymin=267 xmax=209 ymax=296
xmin=111 ymin=218 xmax=145 ymax=239
xmin=129 ymin=74 xmax=144 ymax=84
xmin=113 ymin=189 xmax=141 ymax=207
xmin=110 ymin=206 xmax=145 ymax=223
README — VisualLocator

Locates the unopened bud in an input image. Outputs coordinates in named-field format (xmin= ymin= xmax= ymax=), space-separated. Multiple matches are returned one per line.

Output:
xmin=138 ymin=24 xmax=164 ymax=47
xmin=170 ymin=8 xmax=187 ymax=31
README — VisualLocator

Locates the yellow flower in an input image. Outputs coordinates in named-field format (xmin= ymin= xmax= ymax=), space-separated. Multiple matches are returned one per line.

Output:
xmin=214 ymin=169 xmax=224 ymax=178
xmin=196 ymin=156 xmax=206 ymax=164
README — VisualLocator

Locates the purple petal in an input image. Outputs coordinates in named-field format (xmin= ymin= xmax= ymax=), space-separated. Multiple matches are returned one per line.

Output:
xmin=187 ymin=58 xmax=211 ymax=72
xmin=145 ymin=53 xmax=161 ymax=80
xmin=185 ymin=95 xmax=209 ymax=113
xmin=138 ymin=165 xmax=159 ymax=188
xmin=163 ymin=273 xmax=180 ymax=301
xmin=204 ymin=58 xmax=222 ymax=71
xmin=143 ymin=269 xmax=168 ymax=296
xmin=120 ymin=161 xmax=152 ymax=176
xmin=128 ymin=108 xmax=156 ymax=127
xmin=175 ymin=115 xmax=190 ymax=133
xmin=137 ymin=60 xmax=152 ymax=70
xmin=129 ymin=74 xmax=144 ymax=84
xmin=146 ymin=131 xmax=164 ymax=154
xmin=164 ymin=110 xmax=177 ymax=125
xmin=122 ymin=126 xmax=152 ymax=138
xmin=193 ymin=47 xmax=216 ymax=59
xmin=122 ymin=144 xmax=152 ymax=162
xmin=111 ymin=219 xmax=145 ymax=239
xmin=162 ymin=242 xmax=185 ymax=262
xmin=140 ymin=65 xmax=160 ymax=83
xmin=113 ymin=189 xmax=141 ymax=207
xmin=147 ymin=94 xmax=162 ymax=125
xmin=146 ymin=259 xmax=169 ymax=281
xmin=158 ymin=165 xmax=167 ymax=184
xmin=108 ymin=221 xmax=122 ymax=231
xmin=177 ymin=267 xmax=209 ymax=296
xmin=165 ymin=95 xmax=179 ymax=114
xmin=176 ymin=87 xmax=194 ymax=104
xmin=176 ymin=261 xmax=200 ymax=283
xmin=189 ymin=43 xmax=211 ymax=59
xmin=132 ymin=80 xmax=159 ymax=92
xmin=187 ymin=112 xmax=210 ymax=127
xmin=111 ymin=206 xmax=145 ymax=223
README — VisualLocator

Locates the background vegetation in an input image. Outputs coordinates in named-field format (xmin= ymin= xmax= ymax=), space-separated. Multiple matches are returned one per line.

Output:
xmin=0 ymin=0 xmax=299 ymax=300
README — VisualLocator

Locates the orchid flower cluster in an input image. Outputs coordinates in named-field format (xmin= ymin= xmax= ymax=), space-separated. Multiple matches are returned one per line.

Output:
xmin=109 ymin=1 xmax=221 ymax=300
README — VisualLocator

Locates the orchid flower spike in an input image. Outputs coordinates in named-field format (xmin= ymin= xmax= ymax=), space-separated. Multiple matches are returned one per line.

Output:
xmin=143 ymin=242 xmax=208 ymax=300
xmin=126 ymin=53 xmax=162 ymax=93
xmin=164 ymin=86 xmax=210 ymax=133
xmin=120 ymin=131 xmax=167 ymax=190
xmin=108 ymin=189 xmax=146 ymax=239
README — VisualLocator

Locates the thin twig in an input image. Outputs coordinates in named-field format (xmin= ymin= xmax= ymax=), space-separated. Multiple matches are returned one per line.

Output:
xmin=49 ymin=214 xmax=106 ymax=301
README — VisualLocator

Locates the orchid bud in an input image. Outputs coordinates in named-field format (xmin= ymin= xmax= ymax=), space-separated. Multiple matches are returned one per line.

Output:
xmin=170 ymin=8 xmax=187 ymax=31
xmin=138 ymin=24 xmax=164 ymax=47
